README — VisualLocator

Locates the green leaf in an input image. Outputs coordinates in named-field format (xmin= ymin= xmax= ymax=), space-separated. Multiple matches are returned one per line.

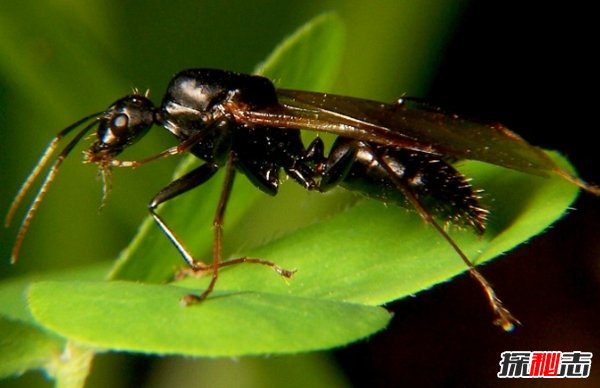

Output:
xmin=0 ymin=316 xmax=62 ymax=379
xmin=0 ymin=262 xmax=111 ymax=323
xmin=28 ymin=281 xmax=390 ymax=356
xmin=0 ymin=263 xmax=109 ymax=379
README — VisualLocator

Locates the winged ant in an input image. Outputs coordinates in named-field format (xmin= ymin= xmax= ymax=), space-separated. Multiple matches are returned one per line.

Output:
xmin=6 ymin=69 xmax=599 ymax=331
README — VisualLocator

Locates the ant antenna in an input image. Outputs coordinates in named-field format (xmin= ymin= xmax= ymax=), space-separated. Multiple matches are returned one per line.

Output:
xmin=5 ymin=112 xmax=101 ymax=263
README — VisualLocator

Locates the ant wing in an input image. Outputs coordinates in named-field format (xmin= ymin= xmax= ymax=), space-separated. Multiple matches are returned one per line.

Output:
xmin=229 ymin=89 xmax=557 ymax=177
xmin=282 ymin=90 xmax=560 ymax=175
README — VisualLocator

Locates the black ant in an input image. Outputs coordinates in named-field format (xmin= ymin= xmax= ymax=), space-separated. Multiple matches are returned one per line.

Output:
xmin=6 ymin=69 xmax=599 ymax=331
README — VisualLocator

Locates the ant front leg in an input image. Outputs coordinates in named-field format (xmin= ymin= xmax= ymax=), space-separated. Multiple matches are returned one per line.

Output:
xmin=109 ymin=130 xmax=209 ymax=168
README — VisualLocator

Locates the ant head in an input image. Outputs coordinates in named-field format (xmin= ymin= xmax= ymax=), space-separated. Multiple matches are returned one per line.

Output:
xmin=85 ymin=94 xmax=155 ymax=164
xmin=7 ymin=93 xmax=157 ymax=263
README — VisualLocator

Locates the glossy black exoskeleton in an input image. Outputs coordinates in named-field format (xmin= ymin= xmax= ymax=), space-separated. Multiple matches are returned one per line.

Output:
xmin=6 ymin=69 xmax=599 ymax=331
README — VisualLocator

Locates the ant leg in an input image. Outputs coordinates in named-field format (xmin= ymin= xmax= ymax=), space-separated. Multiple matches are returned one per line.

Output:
xmin=288 ymin=137 xmax=356 ymax=191
xmin=181 ymin=153 xmax=294 ymax=304
xmin=284 ymin=138 xmax=326 ymax=190
xmin=319 ymin=138 xmax=358 ymax=192
xmin=148 ymin=163 xmax=220 ymax=269
xmin=304 ymin=137 xmax=327 ymax=166
xmin=553 ymin=168 xmax=600 ymax=195
xmin=148 ymin=155 xmax=293 ymax=304
xmin=289 ymin=137 xmax=357 ymax=193
xmin=108 ymin=129 xmax=210 ymax=168
xmin=377 ymin=152 xmax=520 ymax=332
xmin=185 ymin=153 xmax=237 ymax=303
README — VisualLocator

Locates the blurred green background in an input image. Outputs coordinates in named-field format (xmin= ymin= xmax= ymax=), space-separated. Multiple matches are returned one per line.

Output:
xmin=1 ymin=1 xmax=598 ymax=387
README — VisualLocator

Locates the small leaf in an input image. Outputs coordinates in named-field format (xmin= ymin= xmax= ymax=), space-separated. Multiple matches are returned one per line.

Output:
xmin=0 ymin=316 xmax=63 ymax=379
xmin=28 ymin=281 xmax=391 ymax=356
xmin=0 ymin=263 xmax=109 ymax=379
xmin=0 ymin=262 xmax=111 ymax=323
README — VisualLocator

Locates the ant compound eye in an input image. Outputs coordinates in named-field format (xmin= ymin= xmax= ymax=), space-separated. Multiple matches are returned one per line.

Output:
xmin=111 ymin=113 xmax=129 ymax=132
xmin=99 ymin=113 xmax=128 ymax=146
xmin=109 ymin=113 xmax=130 ymax=138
